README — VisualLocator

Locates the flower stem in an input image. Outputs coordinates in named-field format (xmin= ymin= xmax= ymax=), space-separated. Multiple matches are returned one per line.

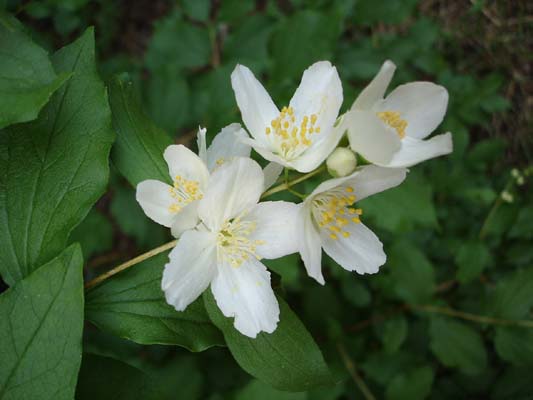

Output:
xmin=478 ymin=176 xmax=514 ymax=240
xmin=336 ymin=342 xmax=376 ymax=400
xmin=84 ymin=239 xmax=177 ymax=290
xmin=261 ymin=165 xmax=326 ymax=199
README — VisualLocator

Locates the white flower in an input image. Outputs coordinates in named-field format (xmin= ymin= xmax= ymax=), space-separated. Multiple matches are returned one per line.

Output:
xmin=231 ymin=61 xmax=344 ymax=173
xmin=161 ymin=157 xmax=299 ymax=338
xmin=298 ymin=166 xmax=406 ymax=284
xmin=136 ymin=123 xmax=250 ymax=237
xmin=346 ymin=60 xmax=453 ymax=168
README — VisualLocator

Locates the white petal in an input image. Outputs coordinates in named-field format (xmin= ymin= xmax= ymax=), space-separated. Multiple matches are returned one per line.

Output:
xmin=262 ymin=162 xmax=284 ymax=190
xmin=346 ymin=109 xmax=401 ymax=166
xmin=241 ymin=137 xmax=293 ymax=168
xmin=136 ymin=180 xmax=176 ymax=227
xmin=298 ymin=204 xmax=324 ymax=284
xmin=375 ymin=82 xmax=448 ymax=139
xmin=321 ymin=221 xmax=385 ymax=274
xmin=170 ymin=201 xmax=200 ymax=238
xmin=206 ymin=123 xmax=252 ymax=171
xmin=196 ymin=126 xmax=208 ymax=165
xmin=386 ymin=132 xmax=453 ymax=168
xmin=244 ymin=201 xmax=300 ymax=259
xmin=289 ymin=115 xmax=346 ymax=173
xmin=211 ymin=257 xmax=280 ymax=338
xmin=310 ymin=165 xmax=407 ymax=202
xmin=289 ymin=61 xmax=343 ymax=141
xmin=231 ymin=64 xmax=279 ymax=146
xmin=198 ymin=157 xmax=264 ymax=231
xmin=163 ymin=144 xmax=210 ymax=185
xmin=162 ymin=230 xmax=217 ymax=311
xmin=351 ymin=60 xmax=396 ymax=110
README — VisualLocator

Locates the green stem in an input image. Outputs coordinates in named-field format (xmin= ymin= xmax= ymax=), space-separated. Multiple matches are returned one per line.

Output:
xmin=84 ymin=240 xmax=177 ymax=290
xmin=261 ymin=165 xmax=326 ymax=199
xmin=337 ymin=342 xmax=376 ymax=400
xmin=411 ymin=304 xmax=533 ymax=328
xmin=478 ymin=177 xmax=514 ymax=240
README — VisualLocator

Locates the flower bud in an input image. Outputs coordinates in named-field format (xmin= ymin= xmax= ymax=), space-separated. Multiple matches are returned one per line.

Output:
xmin=326 ymin=147 xmax=357 ymax=177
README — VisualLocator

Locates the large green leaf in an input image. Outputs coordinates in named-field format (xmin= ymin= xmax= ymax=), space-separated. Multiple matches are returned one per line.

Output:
xmin=0 ymin=244 xmax=84 ymax=400
xmin=0 ymin=13 xmax=70 ymax=129
xmin=204 ymin=291 xmax=333 ymax=392
xmin=385 ymin=366 xmax=434 ymax=400
xmin=0 ymin=28 xmax=114 ymax=285
xmin=109 ymin=74 xmax=173 ymax=186
xmin=455 ymin=240 xmax=491 ymax=284
xmin=76 ymin=354 xmax=204 ymax=400
xmin=494 ymin=327 xmax=533 ymax=366
xmin=429 ymin=317 xmax=487 ymax=375
xmin=85 ymin=251 xmax=223 ymax=352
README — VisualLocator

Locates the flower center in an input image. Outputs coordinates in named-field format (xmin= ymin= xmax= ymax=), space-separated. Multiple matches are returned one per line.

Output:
xmin=168 ymin=175 xmax=203 ymax=213
xmin=217 ymin=214 xmax=265 ymax=267
xmin=377 ymin=111 xmax=407 ymax=139
xmin=311 ymin=186 xmax=363 ymax=240
xmin=265 ymin=106 xmax=320 ymax=159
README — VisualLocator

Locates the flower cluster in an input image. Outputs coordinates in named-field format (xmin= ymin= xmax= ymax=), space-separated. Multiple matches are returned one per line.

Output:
xmin=136 ymin=60 xmax=452 ymax=338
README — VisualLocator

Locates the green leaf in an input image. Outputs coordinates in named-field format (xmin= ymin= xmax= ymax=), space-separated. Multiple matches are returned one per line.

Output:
xmin=388 ymin=241 xmax=435 ymax=304
xmin=359 ymin=172 xmax=438 ymax=232
xmin=145 ymin=11 xmax=210 ymax=72
xmin=341 ymin=279 xmax=371 ymax=308
xmin=235 ymin=379 xmax=306 ymax=400
xmin=0 ymin=244 xmax=84 ymax=399
xmin=0 ymin=28 xmax=114 ymax=285
xmin=490 ymin=267 xmax=533 ymax=319
xmin=69 ymin=208 xmax=113 ymax=260
xmin=181 ymin=0 xmax=210 ymax=22
xmin=86 ymin=251 xmax=223 ymax=352
xmin=109 ymin=74 xmax=173 ymax=186
xmin=270 ymin=10 xmax=341 ymax=82
xmin=491 ymin=367 xmax=533 ymax=400
xmin=0 ymin=13 xmax=70 ymax=129
xmin=204 ymin=291 xmax=333 ymax=391
xmin=377 ymin=315 xmax=408 ymax=354
xmin=144 ymin=70 xmax=189 ymax=134
xmin=508 ymin=205 xmax=533 ymax=239
xmin=429 ymin=317 xmax=487 ymax=375
xmin=352 ymin=0 xmax=419 ymax=25
xmin=385 ymin=366 xmax=434 ymax=400
xmin=76 ymin=354 xmax=204 ymax=400
xmin=494 ymin=327 xmax=533 ymax=366
xmin=455 ymin=241 xmax=491 ymax=284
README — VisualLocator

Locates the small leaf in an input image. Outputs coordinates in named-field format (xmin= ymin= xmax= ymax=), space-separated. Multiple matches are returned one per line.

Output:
xmin=0 ymin=28 xmax=114 ymax=285
xmin=388 ymin=241 xmax=435 ymax=304
xmin=0 ymin=12 xmax=70 ymax=128
xmin=494 ymin=327 xmax=533 ymax=366
xmin=86 ymin=251 xmax=223 ymax=352
xmin=204 ymin=291 xmax=333 ymax=391
xmin=377 ymin=315 xmax=408 ymax=354
xmin=0 ymin=244 xmax=84 ymax=399
xmin=359 ymin=171 xmax=438 ymax=232
xmin=455 ymin=241 xmax=491 ymax=284
xmin=385 ymin=366 xmax=434 ymax=400
xmin=109 ymin=74 xmax=173 ymax=186
xmin=490 ymin=267 xmax=533 ymax=319
xmin=429 ymin=317 xmax=487 ymax=375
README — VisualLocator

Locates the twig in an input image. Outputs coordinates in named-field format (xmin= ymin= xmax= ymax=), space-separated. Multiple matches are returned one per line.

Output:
xmin=261 ymin=166 xmax=325 ymax=199
xmin=84 ymin=240 xmax=177 ymax=290
xmin=336 ymin=342 xmax=376 ymax=400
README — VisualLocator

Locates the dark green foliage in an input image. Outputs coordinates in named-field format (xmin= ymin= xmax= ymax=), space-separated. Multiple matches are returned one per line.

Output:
xmin=1 ymin=1 xmax=531 ymax=399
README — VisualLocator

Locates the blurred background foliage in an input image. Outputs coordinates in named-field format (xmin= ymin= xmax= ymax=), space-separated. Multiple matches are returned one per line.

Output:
xmin=2 ymin=0 xmax=532 ymax=398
